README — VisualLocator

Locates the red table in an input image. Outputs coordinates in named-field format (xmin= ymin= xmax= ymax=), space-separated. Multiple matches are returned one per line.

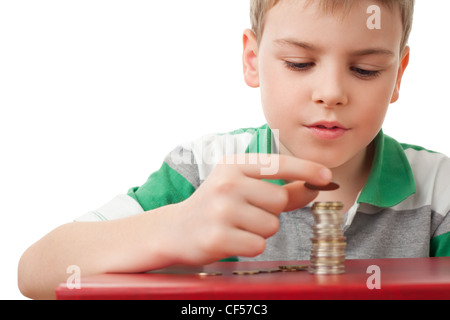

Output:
xmin=56 ymin=257 xmax=450 ymax=300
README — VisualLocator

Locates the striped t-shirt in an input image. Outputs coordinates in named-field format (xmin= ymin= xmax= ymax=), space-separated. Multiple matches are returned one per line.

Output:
xmin=76 ymin=124 xmax=450 ymax=259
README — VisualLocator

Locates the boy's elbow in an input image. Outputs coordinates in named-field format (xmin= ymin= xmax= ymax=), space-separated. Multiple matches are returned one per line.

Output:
xmin=18 ymin=250 xmax=34 ymax=299
xmin=18 ymin=250 xmax=37 ymax=299
xmin=18 ymin=248 xmax=55 ymax=300
xmin=17 ymin=272 xmax=34 ymax=300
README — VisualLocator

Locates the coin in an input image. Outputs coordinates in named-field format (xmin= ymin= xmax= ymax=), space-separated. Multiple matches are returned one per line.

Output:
xmin=309 ymin=201 xmax=346 ymax=275
xmin=196 ymin=272 xmax=223 ymax=276
xmin=310 ymin=256 xmax=346 ymax=263
xmin=232 ymin=270 xmax=260 ymax=275
xmin=311 ymin=236 xmax=347 ymax=243
xmin=309 ymin=265 xmax=345 ymax=275
xmin=278 ymin=265 xmax=309 ymax=271
xmin=311 ymin=228 xmax=344 ymax=237
xmin=258 ymin=268 xmax=282 ymax=273
xmin=312 ymin=201 xmax=344 ymax=210
xmin=305 ymin=182 xmax=340 ymax=191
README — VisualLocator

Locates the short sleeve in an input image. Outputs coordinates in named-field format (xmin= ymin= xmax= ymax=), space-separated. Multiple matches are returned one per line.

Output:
xmin=127 ymin=146 xmax=199 ymax=212
xmin=75 ymin=194 xmax=144 ymax=222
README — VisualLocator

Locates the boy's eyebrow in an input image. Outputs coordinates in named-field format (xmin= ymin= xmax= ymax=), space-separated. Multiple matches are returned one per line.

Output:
xmin=273 ymin=38 xmax=395 ymax=57
xmin=350 ymin=48 xmax=395 ymax=57
xmin=274 ymin=38 xmax=318 ymax=52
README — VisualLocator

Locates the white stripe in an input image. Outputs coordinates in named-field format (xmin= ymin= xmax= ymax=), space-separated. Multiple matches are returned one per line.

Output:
xmin=393 ymin=149 xmax=450 ymax=216
xmin=75 ymin=194 xmax=144 ymax=222
xmin=344 ymin=193 xmax=361 ymax=227
xmin=184 ymin=132 xmax=255 ymax=181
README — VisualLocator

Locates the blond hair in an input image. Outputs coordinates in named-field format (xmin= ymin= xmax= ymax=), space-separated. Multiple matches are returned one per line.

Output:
xmin=250 ymin=0 xmax=415 ymax=53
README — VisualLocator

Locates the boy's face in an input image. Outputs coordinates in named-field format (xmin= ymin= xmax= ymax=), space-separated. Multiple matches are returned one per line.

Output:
xmin=243 ymin=0 xmax=409 ymax=169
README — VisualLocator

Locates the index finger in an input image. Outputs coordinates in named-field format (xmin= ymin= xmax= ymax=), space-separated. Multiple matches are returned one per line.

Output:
xmin=221 ymin=154 xmax=332 ymax=186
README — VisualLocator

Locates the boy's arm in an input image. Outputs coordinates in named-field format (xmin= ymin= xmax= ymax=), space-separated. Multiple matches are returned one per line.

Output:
xmin=18 ymin=204 xmax=181 ymax=300
xmin=18 ymin=154 xmax=331 ymax=300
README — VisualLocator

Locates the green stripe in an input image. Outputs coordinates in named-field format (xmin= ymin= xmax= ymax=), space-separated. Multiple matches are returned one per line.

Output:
xmin=245 ymin=124 xmax=271 ymax=154
xmin=219 ymin=256 xmax=239 ymax=262
xmin=430 ymin=232 xmax=450 ymax=257
xmin=245 ymin=124 xmax=285 ymax=186
xmin=91 ymin=211 xmax=107 ymax=221
xmin=219 ymin=127 xmax=259 ymax=137
xmin=128 ymin=162 xmax=196 ymax=212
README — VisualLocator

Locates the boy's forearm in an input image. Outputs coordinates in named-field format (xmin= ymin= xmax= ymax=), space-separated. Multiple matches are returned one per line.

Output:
xmin=18 ymin=205 xmax=178 ymax=300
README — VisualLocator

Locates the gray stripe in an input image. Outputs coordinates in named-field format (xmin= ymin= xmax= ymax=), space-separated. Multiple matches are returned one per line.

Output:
xmin=240 ymin=205 xmax=445 ymax=261
xmin=433 ymin=210 xmax=450 ymax=238
xmin=164 ymin=146 xmax=201 ymax=189
xmin=344 ymin=206 xmax=433 ymax=258
xmin=239 ymin=207 xmax=315 ymax=262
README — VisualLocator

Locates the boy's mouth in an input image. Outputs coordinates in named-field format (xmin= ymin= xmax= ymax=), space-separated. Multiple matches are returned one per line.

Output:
xmin=306 ymin=121 xmax=349 ymax=140
xmin=316 ymin=125 xmax=339 ymax=129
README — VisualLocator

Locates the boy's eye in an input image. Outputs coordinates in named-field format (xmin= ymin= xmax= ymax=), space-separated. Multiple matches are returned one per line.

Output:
xmin=284 ymin=61 xmax=382 ymax=79
xmin=351 ymin=67 xmax=381 ymax=79
xmin=284 ymin=61 xmax=314 ymax=71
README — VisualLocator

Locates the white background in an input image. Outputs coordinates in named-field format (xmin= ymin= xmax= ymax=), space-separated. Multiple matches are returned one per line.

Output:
xmin=1 ymin=1 xmax=449 ymax=299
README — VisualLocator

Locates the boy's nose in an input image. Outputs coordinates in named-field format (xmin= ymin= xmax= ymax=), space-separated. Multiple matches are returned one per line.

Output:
xmin=311 ymin=69 xmax=348 ymax=108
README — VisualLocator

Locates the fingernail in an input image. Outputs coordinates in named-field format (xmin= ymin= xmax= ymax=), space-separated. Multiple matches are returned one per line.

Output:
xmin=319 ymin=168 xmax=332 ymax=181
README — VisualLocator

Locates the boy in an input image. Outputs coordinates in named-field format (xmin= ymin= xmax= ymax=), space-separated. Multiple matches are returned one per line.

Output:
xmin=18 ymin=0 xmax=450 ymax=300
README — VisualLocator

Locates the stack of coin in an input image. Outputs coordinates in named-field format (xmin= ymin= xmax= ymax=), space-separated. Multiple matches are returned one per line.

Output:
xmin=309 ymin=201 xmax=346 ymax=275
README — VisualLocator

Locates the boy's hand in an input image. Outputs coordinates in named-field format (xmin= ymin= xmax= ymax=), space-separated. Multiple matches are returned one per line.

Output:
xmin=167 ymin=154 xmax=332 ymax=266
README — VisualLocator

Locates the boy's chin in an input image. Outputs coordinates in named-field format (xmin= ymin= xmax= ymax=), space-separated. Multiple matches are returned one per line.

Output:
xmin=277 ymin=140 xmax=354 ymax=169
xmin=285 ymin=150 xmax=347 ymax=169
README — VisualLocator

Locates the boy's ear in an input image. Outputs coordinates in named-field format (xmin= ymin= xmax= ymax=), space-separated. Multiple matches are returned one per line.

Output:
xmin=242 ymin=29 xmax=260 ymax=88
xmin=390 ymin=46 xmax=410 ymax=103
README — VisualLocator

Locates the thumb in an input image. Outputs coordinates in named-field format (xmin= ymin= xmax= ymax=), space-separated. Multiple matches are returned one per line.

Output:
xmin=282 ymin=181 xmax=319 ymax=212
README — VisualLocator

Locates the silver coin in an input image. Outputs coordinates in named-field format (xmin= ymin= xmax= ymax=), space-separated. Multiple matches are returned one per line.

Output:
xmin=197 ymin=272 xmax=223 ymax=276
xmin=309 ymin=267 xmax=346 ymax=275
xmin=311 ymin=236 xmax=346 ymax=242
xmin=310 ymin=257 xmax=346 ymax=264
xmin=311 ymin=250 xmax=346 ymax=257
xmin=312 ymin=230 xmax=345 ymax=237
xmin=311 ymin=243 xmax=347 ymax=249
xmin=312 ymin=217 xmax=344 ymax=225
xmin=309 ymin=202 xmax=347 ymax=275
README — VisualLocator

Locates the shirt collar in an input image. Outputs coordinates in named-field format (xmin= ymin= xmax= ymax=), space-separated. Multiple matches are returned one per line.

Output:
xmin=357 ymin=130 xmax=416 ymax=207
